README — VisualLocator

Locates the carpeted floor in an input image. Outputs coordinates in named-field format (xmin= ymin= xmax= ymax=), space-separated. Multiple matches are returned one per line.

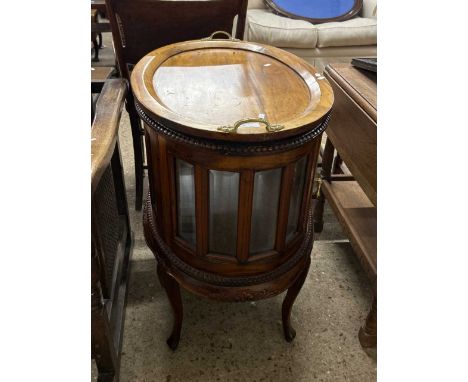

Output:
xmin=92 ymin=34 xmax=376 ymax=382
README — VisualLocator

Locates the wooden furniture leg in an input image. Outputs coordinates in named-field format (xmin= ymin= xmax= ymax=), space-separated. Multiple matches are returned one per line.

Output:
xmin=282 ymin=258 xmax=311 ymax=342
xmin=157 ymin=264 xmax=183 ymax=350
xmin=125 ymin=98 xmax=144 ymax=211
xmin=332 ymin=153 xmax=344 ymax=174
xmin=314 ymin=137 xmax=335 ymax=232
xmin=359 ymin=295 xmax=377 ymax=348
xmin=92 ymin=35 xmax=100 ymax=62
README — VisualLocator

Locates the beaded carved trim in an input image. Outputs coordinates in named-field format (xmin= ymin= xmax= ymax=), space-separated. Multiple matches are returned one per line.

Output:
xmin=135 ymin=101 xmax=330 ymax=155
xmin=143 ymin=194 xmax=315 ymax=287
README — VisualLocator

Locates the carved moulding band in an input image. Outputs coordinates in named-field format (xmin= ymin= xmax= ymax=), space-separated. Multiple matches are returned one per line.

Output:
xmin=143 ymin=194 xmax=315 ymax=287
xmin=135 ymin=101 xmax=330 ymax=155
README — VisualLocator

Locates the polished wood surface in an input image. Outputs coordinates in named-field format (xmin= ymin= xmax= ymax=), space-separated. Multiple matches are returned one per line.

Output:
xmin=153 ymin=49 xmax=311 ymax=127
xmin=327 ymin=63 xmax=376 ymax=122
xmin=131 ymin=40 xmax=333 ymax=141
xmin=324 ymin=64 xmax=376 ymax=206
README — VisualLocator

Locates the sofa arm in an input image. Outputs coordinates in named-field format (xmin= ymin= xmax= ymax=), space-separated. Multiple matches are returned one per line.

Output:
xmin=248 ymin=0 xmax=267 ymax=9
xmin=362 ymin=0 xmax=377 ymax=18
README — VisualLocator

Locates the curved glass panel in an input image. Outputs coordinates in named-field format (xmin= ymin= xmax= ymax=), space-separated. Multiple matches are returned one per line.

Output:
xmin=175 ymin=159 xmax=196 ymax=247
xmin=286 ymin=156 xmax=308 ymax=243
xmin=250 ymin=168 xmax=282 ymax=254
xmin=209 ymin=171 xmax=239 ymax=256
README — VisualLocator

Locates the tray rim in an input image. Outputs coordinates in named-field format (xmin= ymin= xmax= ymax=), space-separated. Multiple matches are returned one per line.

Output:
xmin=131 ymin=39 xmax=334 ymax=142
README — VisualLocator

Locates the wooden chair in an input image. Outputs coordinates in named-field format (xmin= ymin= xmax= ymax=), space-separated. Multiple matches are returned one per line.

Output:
xmin=104 ymin=0 xmax=249 ymax=210
xmin=92 ymin=78 xmax=133 ymax=381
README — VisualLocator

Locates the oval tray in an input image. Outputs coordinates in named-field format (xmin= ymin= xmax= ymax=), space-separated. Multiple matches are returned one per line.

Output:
xmin=131 ymin=36 xmax=333 ymax=142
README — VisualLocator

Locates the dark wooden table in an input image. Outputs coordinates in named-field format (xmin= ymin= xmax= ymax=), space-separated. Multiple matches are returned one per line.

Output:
xmin=315 ymin=63 xmax=377 ymax=348
xmin=91 ymin=0 xmax=112 ymax=62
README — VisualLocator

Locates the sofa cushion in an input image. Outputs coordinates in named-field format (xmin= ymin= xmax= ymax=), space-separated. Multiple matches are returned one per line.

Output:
xmin=246 ymin=9 xmax=318 ymax=49
xmin=248 ymin=0 xmax=267 ymax=9
xmin=316 ymin=17 xmax=377 ymax=48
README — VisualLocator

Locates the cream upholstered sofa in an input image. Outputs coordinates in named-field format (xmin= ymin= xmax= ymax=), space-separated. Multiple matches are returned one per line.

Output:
xmin=243 ymin=0 xmax=377 ymax=72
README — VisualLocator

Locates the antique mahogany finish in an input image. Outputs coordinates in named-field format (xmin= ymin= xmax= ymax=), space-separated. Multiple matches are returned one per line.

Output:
xmin=104 ymin=0 xmax=248 ymax=210
xmin=264 ymin=0 xmax=363 ymax=24
xmin=316 ymin=63 xmax=376 ymax=349
xmin=132 ymin=39 xmax=333 ymax=349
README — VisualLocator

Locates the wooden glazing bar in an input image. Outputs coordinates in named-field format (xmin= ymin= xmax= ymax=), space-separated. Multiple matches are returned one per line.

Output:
xmin=275 ymin=165 xmax=294 ymax=252
xmin=146 ymin=129 xmax=163 ymax=223
xmin=167 ymin=153 xmax=178 ymax=244
xmin=144 ymin=129 xmax=156 ymax=206
xmin=157 ymin=137 xmax=174 ymax=243
xmin=236 ymin=170 xmax=255 ymax=263
xmin=195 ymin=166 xmax=209 ymax=256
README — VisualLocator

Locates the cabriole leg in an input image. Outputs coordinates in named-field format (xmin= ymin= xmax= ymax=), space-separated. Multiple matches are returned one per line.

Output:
xmin=157 ymin=264 xmax=183 ymax=350
xmin=282 ymin=259 xmax=311 ymax=342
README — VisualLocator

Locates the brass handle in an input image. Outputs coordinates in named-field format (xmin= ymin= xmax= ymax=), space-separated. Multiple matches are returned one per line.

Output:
xmin=218 ymin=118 xmax=284 ymax=134
xmin=202 ymin=31 xmax=240 ymax=41
xmin=314 ymin=177 xmax=323 ymax=198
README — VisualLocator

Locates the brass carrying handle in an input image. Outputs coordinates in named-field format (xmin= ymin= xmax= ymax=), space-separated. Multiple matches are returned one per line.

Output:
xmin=218 ymin=118 xmax=285 ymax=133
xmin=314 ymin=177 xmax=323 ymax=198
xmin=202 ymin=31 xmax=240 ymax=41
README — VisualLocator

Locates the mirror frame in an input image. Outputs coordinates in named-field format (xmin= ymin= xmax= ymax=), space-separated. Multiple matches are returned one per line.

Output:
xmin=264 ymin=0 xmax=363 ymax=24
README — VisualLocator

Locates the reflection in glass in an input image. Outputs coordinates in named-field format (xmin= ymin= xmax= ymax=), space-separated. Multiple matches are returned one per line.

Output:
xmin=250 ymin=168 xmax=282 ymax=254
xmin=209 ymin=171 xmax=239 ymax=256
xmin=286 ymin=156 xmax=308 ymax=243
xmin=175 ymin=159 xmax=196 ymax=247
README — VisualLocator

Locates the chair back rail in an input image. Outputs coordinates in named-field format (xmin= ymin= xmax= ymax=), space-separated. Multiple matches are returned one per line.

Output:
xmin=105 ymin=0 xmax=248 ymax=80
